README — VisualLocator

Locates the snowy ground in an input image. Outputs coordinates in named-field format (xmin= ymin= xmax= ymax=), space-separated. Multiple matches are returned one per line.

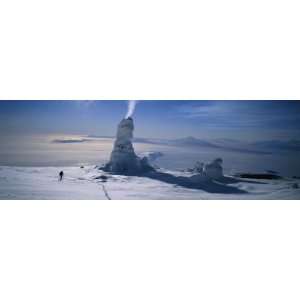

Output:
xmin=0 ymin=165 xmax=299 ymax=200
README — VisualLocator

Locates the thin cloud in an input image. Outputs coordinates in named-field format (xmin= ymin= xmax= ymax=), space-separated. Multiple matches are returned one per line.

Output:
xmin=52 ymin=138 xmax=89 ymax=144
xmin=175 ymin=101 xmax=300 ymax=130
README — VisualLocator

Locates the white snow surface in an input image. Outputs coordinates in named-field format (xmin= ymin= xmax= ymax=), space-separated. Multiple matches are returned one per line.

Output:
xmin=0 ymin=165 xmax=299 ymax=200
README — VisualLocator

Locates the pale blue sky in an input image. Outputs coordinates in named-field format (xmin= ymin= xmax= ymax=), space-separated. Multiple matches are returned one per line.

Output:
xmin=1 ymin=100 xmax=300 ymax=141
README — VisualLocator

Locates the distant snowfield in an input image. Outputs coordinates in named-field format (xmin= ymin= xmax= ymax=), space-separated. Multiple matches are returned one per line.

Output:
xmin=0 ymin=166 xmax=299 ymax=200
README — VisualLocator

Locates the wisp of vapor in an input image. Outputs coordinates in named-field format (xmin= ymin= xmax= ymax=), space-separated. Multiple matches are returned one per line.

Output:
xmin=125 ymin=100 xmax=138 ymax=118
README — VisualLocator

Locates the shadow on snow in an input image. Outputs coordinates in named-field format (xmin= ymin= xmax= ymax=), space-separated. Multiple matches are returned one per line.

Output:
xmin=140 ymin=171 xmax=251 ymax=194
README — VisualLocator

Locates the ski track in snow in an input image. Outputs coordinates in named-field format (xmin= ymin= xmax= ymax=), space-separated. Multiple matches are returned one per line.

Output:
xmin=100 ymin=184 xmax=111 ymax=200
xmin=0 ymin=166 xmax=299 ymax=200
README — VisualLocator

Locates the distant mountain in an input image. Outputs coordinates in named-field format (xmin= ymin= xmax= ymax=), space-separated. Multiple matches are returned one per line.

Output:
xmin=133 ymin=137 xmax=166 ymax=145
xmin=211 ymin=138 xmax=248 ymax=148
xmin=170 ymin=136 xmax=218 ymax=148
xmin=251 ymin=140 xmax=300 ymax=151
xmin=86 ymin=134 xmax=299 ymax=154
xmin=169 ymin=137 xmax=300 ymax=154
xmin=167 ymin=137 xmax=270 ymax=154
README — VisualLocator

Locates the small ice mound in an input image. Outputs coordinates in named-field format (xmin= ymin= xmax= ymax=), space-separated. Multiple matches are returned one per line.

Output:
xmin=141 ymin=151 xmax=163 ymax=162
xmin=189 ymin=158 xmax=224 ymax=182
xmin=204 ymin=158 xmax=223 ymax=179
xmin=102 ymin=118 xmax=154 ymax=175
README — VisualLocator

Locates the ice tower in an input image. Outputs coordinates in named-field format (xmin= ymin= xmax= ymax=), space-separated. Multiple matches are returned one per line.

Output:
xmin=103 ymin=117 xmax=153 ymax=175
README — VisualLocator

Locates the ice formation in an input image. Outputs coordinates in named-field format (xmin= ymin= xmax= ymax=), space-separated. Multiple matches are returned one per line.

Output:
xmin=102 ymin=117 xmax=154 ymax=175
xmin=141 ymin=151 xmax=163 ymax=162
xmin=204 ymin=158 xmax=223 ymax=179
xmin=102 ymin=115 xmax=225 ymax=181
xmin=189 ymin=158 xmax=224 ymax=182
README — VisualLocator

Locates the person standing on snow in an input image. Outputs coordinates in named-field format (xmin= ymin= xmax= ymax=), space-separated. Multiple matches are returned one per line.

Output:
xmin=59 ymin=171 xmax=64 ymax=181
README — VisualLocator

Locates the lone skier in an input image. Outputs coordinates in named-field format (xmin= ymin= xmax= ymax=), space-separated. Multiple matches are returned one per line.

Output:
xmin=59 ymin=171 xmax=64 ymax=181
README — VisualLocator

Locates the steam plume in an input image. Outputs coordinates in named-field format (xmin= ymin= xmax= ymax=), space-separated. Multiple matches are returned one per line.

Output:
xmin=125 ymin=100 xmax=138 ymax=119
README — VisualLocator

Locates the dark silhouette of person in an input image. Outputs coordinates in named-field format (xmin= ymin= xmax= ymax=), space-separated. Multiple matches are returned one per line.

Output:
xmin=59 ymin=171 xmax=64 ymax=181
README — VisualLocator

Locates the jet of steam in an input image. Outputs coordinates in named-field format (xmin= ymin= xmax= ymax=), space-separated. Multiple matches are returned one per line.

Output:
xmin=125 ymin=100 xmax=138 ymax=119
